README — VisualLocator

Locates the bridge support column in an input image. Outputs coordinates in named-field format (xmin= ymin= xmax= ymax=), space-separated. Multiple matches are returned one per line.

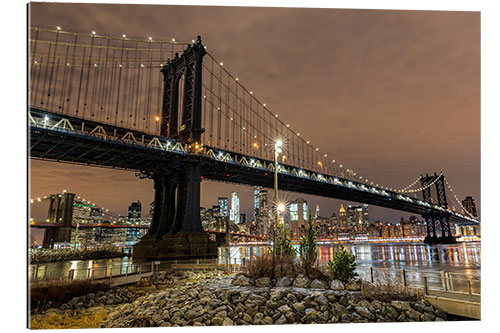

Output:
xmin=437 ymin=214 xmax=456 ymax=244
xmin=148 ymin=176 xmax=163 ymax=235
xmin=423 ymin=214 xmax=437 ymax=243
xmin=133 ymin=162 xmax=216 ymax=260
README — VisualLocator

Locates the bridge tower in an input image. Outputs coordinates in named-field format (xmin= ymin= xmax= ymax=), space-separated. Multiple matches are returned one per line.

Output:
xmin=420 ymin=172 xmax=456 ymax=244
xmin=134 ymin=37 xmax=217 ymax=260
xmin=160 ymin=36 xmax=206 ymax=143
xmin=41 ymin=192 xmax=75 ymax=248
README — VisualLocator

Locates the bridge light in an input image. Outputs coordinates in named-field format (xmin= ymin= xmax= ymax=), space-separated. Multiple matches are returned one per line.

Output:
xmin=297 ymin=133 xmax=300 ymax=136
xmin=324 ymin=154 xmax=327 ymax=157
xmin=339 ymin=164 xmax=343 ymax=168
xmin=263 ymin=103 xmax=266 ymax=107
xmin=220 ymin=62 xmax=223 ymax=66
xmin=141 ymin=64 xmax=144 ymax=67
xmin=122 ymin=34 xmax=126 ymax=38
xmin=148 ymin=37 xmax=152 ymax=41
xmin=172 ymin=38 xmax=175 ymax=42
xmin=56 ymin=26 xmax=61 ymax=30
xmin=92 ymin=31 xmax=96 ymax=35
xmin=250 ymin=91 xmax=253 ymax=95
xmin=315 ymin=148 xmax=319 ymax=151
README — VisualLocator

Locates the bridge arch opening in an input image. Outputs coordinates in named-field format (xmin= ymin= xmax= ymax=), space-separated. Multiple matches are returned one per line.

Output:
xmin=176 ymin=73 xmax=185 ymax=136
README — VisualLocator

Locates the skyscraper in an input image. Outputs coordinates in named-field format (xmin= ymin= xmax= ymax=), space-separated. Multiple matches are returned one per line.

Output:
xmin=461 ymin=196 xmax=478 ymax=217
xmin=290 ymin=198 xmax=309 ymax=236
xmin=127 ymin=200 xmax=142 ymax=224
xmin=339 ymin=204 xmax=347 ymax=229
xmin=314 ymin=203 xmax=321 ymax=218
xmin=218 ymin=197 xmax=229 ymax=217
xmin=254 ymin=186 xmax=262 ymax=213
xmin=230 ymin=192 xmax=240 ymax=225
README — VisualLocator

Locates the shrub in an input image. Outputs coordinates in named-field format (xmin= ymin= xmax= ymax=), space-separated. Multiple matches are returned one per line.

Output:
xmin=327 ymin=244 xmax=358 ymax=283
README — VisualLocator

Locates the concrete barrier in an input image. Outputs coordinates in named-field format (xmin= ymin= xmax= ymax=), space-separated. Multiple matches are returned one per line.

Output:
xmin=424 ymin=295 xmax=480 ymax=320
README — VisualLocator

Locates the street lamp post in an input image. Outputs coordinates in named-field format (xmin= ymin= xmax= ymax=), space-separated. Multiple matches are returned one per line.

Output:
xmin=273 ymin=139 xmax=283 ymax=253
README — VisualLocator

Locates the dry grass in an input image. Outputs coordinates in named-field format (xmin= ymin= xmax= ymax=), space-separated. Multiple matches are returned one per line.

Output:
xmin=29 ymin=309 xmax=109 ymax=329
xmin=361 ymin=273 xmax=422 ymax=302
xmin=243 ymin=254 xmax=330 ymax=280
xmin=243 ymin=254 xmax=301 ymax=279
xmin=30 ymin=279 xmax=110 ymax=314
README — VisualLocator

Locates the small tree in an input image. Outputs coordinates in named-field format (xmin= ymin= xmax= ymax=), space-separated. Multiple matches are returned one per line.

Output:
xmin=272 ymin=222 xmax=296 ymax=258
xmin=327 ymin=244 xmax=357 ymax=282
xmin=299 ymin=217 xmax=317 ymax=275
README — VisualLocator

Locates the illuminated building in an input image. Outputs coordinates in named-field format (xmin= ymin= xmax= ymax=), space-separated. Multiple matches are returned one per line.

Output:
xmin=461 ymin=196 xmax=478 ymax=217
xmin=230 ymin=192 xmax=240 ymax=224
xmin=289 ymin=198 xmax=309 ymax=238
xmin=218 ymin=197 xmax=229 ymax=217
xmin=338 ymin=204 xmax=347 ymax=230
xmin=127 ymin=200 xmax=142 ymax=224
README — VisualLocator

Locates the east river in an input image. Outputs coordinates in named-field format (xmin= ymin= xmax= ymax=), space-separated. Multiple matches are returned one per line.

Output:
xmin=30 ymin=241 xmax=480 ymax=292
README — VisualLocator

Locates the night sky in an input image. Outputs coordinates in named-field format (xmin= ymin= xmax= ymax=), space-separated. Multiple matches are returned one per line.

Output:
xmin=28 ymin=3 xmax=480 ymax=225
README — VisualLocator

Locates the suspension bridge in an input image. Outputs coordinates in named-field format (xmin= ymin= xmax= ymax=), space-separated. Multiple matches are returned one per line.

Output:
xmin=29 ymin=26 xmax=479 ymax=259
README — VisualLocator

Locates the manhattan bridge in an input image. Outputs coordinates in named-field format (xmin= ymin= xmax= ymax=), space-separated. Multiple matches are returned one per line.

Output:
xmin=28 ymin=27 xmax=479 ymax=259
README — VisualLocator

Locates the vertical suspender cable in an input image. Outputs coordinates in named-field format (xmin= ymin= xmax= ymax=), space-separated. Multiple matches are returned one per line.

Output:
xmin=89 ymin=41 xmax=102 ymax=119
xmin=82 ymin=33 xmax=95 ymax=119
xmin=40 ymin=41 xmax=52 ymax=107
xmin=46 ymin=29 xmax=60 ymax=111
xmin=65 ymin=33 xmax=78 ymax=116
xmin=59 ymin=39 xmax=70 ymax=113
xmin=114 ymin=37 xmax=125 ymax=127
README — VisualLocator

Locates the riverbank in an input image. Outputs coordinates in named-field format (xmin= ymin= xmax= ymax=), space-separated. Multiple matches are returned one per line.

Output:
xmin=29 ymin=270 xmax=454 ymax=329
xmin=29 ymin=248 xmax=125 ymax=264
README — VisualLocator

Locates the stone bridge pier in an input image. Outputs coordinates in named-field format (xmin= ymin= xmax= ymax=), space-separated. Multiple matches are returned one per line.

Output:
xmin=133 ymin=162 xmax=218 ymax=260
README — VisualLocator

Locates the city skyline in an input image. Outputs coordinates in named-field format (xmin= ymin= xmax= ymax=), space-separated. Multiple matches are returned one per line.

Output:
xmin=29 ymin=3 xmax=479 ymax=227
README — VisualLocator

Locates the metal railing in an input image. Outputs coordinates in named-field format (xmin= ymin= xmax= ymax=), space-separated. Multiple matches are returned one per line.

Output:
xmin=353 ymin=266 xmax=480 ymax=301
xmin=29 ymin=257 xmax=244 ymax=282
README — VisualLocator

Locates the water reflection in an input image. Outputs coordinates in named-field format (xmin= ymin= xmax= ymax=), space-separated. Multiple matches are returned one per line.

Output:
xmin=29 ymin=242 xmax=480 ymax=282
xmin=219 ymin=242 xmax=480 ymax=278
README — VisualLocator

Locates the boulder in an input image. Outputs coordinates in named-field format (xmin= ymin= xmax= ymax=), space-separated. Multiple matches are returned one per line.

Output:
xmin=391 ymin=301 xmax=412 ymax=312
xmin=345 ymin=280 xmax=361 ymax=291
xmin=255 ymin=277 xmax=272 ymax=287
xmin=222 ymin=318 xmax=233 ymax=326
xmin=276 ymin=276 xmax=293 ymax=287
xmin=330 ymin=280 xmax=345 ymax=290
xmin=292 ymin=302 xmax=305 ymax=313
xmin=232 ymin=275 xmax=252 ymax=286
xmin=293 ymin=275 xmax=311 ymax=288
xmin=310 ymin=279 xmax=328 ymax=289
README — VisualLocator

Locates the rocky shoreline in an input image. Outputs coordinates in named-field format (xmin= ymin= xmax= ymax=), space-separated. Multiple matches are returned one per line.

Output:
xmin=30 ymin=271 xmax=448 ymax=328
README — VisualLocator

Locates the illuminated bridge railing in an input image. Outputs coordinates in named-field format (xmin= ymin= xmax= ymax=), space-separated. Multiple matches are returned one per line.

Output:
xmin=29 ymin=110 xmax=479 ymax=225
